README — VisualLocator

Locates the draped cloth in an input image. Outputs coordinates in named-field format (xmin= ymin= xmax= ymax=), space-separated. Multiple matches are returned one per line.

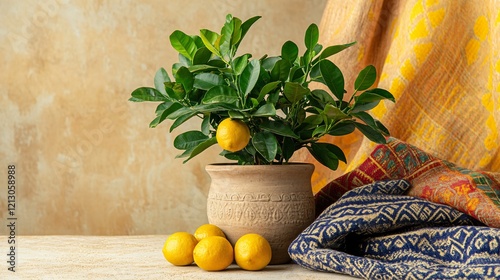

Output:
xmin=289 ymin=180 xmax=500 ymax=279
xmin=295 ymin=0 xmax=500 ymax=193
xmin=290 ymin=138 xmax=500 ymax=278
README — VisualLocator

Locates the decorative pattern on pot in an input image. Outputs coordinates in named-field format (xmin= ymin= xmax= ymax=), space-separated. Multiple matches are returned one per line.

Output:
xmin=208 ymin=192 xmax=314 ymax=225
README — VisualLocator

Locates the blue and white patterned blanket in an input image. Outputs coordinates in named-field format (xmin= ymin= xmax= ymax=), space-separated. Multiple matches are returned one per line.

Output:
xmin=288 ymin=180 xmax=500 ymax=279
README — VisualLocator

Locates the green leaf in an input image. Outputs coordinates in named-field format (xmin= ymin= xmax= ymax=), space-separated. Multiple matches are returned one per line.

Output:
xmin=201 ymin=116 xmax=210 ymax=135
xmin=291 ymin=66 xmax=306 ymax=82
xmin=193 ymin=47 xmax=213 ymax=65
xmin=149 ymin=115 xmax=163 ymax=128
xmin=202 ymin=85 xmax=239 ymax=105
xmin=328 ymin=122 xmax=356 ymax=136
xmin=375 ymin=120 xmax=390 ymax=136
xmin=178 ymin=53 xmax=191 ymax=67
xmin=259 ymin=120 xmax=299 ymax=139
xmin=304 ymin=23 xmax=319 ymax=50
xmin=312 ymin=142 xmax=346 ymax=163
xmin=252 ymin=132 xmax=278 ymax=162
xmin=250 ymin=98 xmax=259 ymax=108
xmin=312 ymin=125 xmax=327 ymax=137
xmin=187 ymin=88 xmax=203 ymax=104
xmin=149 ymin=102 xmax=184 ymax=128
xmin=309 ymin=63 xmax=323 ymax=82
xmin=354 ymin=122 xmax=387 ymax=144
xmin=170 ymin=111 xmax=197 ymax=132
xmin=302 ymin=49 xmax=314 ymax=67
xmin=228 ymin=110 xmax=248 ymax=119
xmin=311 ymin=89 xmax=335 ymax=105
xmin=352 ymin=111 xmax=377 ymax=129
xmin=154 ymin=68 xmax=170 ymax=95
xmin=281 ymin=41 xmax=299 ymax=62
xmin=268 ymin=90 xmax=280 ymax=104
xmin=191 ymin=103 xmax=238 ymax=112
xmin=169 ymin=30 xmax=197 ymax=62
xmin=299 ymin=115 xmax=324 ymax=130
xmin=318 ymin=42 xmax=356 ymax=60
xmin=166 ymin=107 xmax=192 ymax=119
xmin=199 ymin=29 xmax=221 ymax=57
xmin=270 ymin=59 xmax=291 ymax=82
xmin=283 ymin=82 xmax=310 ymax=103
xmin=173 ymin=131 xmax=209 ymax=150
xmin=356 ymin=88 xmax=395 ymax=103
xmin=235 ymin=15 xmax=261 ymax=49
xmin=230 ymin=17 xmax=243 ymax=46
xmin=261 ymin=56 xmax=281 ymax=71
xmin=172 ymin=62 xmax=182 ymax=77
xmin=238 ymin=60 xmax=260 ymax=97
xmin=188 ymin=64 xmax=220 ymax=73
xmin=221 ymin=150 xmax=254 ymax=164
xmin=324 ymin=104 xmax=349 ymax=122
xmin=175 ymin=66 xmax=194 ymax=92
xmin=354 ymin=65 xmax=376 ymax=91
xmin=206 ymin=59 xmax=226 ymax=68
xmin=350 ymin=101 xmax=380 ymax=113
xmin=257 ymin=81 xmax=281 ymax=102
xmin=252 ymin=103 xmax=276 ymax=117
xmin=308 ymin=143 xmax=340 ymax=171
xmin=182 ymin=137 xmax=218 ymax=163
xmin=164 ymin=82 xmax=186 ymax=101
xmin=220 ymin=18 xmax=236 ymax=59
xmin=175 ymin=148 xmax=195 ymax=159
xmin=233 ymin=54 xmax=251 ymax=75
xmin=319 ymin=60 xmax=344 ymax=101
xmin=313 ymin=44 xmax=323 ymax=56
xmin=192 ymin=35 xmax=204 ymax=48
xmin=282 ymin=137 xmax=296 ymax=162
xmin=155 ymin=102 xmax=170 ymax=115
xmin=193 ymin=73 xmax=223 ymax=90
xmin=129 ymin=87 xmax=168 ymax=102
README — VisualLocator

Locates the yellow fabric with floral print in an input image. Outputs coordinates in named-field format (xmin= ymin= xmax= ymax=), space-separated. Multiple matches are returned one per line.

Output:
xmin=297 ymin=0 xmax=500 ymax=193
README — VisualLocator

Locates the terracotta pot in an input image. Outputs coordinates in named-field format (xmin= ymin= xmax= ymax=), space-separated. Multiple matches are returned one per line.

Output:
xmin=205 ymin=163 xmax=315 ymax=264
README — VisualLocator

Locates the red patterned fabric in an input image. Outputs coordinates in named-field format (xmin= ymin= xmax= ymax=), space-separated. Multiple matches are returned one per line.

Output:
xmin=315 ymin=138 xmax=500 ymax=228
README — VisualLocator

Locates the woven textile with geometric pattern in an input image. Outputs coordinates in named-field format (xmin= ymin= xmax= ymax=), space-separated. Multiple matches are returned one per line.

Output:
xmin=315 ymin=138 xmax=500 ymax=228
xmin=289 ymin=180 xmax=500 ymax=279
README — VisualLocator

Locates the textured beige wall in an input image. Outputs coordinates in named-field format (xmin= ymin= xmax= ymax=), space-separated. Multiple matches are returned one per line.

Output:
xmin=0 ymin=0 xmax=326 ymax=235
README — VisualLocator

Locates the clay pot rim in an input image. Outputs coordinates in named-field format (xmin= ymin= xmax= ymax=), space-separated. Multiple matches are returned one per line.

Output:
xmin=205 ymin=162 xmax=314 ymax=172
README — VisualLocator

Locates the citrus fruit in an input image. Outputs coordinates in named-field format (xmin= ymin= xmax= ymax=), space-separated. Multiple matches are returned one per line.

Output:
xmin=193 ymin=236 xmax=234 ymax=271
xmin=216 ymin=118 xmax=251 ymax=152
xmin=162 ymin=232 xmax=198 ymax=266
xmin=194 ymin=224 xmax=226 ymax=241
xmin=234 ymin=233 xmax=272 ymax=271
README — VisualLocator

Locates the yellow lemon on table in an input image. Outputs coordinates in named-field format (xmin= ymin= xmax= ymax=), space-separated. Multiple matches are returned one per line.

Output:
xmin=193 ymin=236 xmax=234 ymax=271
xmin=234 ymin=233 xmax=272 ymax=271
xmin=216 ymin=118 xmax=251 ymax=152
xmin=194 ymin=224 xmax=226 ymax=241
xmin=162 ymin=232 xmax=198 ymax=266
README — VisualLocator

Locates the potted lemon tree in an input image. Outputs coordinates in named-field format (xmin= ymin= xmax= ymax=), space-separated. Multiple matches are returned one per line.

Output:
xmin=129 ymin=14 xmax=394 ymax=264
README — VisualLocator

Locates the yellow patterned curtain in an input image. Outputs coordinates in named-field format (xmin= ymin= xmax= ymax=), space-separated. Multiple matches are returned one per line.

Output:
xmin=297 ymin=0 xmax=500 ymax=193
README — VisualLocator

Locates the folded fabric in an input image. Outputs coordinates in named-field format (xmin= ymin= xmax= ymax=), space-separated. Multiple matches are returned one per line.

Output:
xmin=314 ymin=138 xmax=500 ymax=228
xmin=289 ymin=180 xmax=500 ymax=279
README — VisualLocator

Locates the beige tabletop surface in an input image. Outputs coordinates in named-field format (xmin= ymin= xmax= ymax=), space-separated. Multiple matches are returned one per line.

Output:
xmin=0 ymin=235 xmax=358 ymax=280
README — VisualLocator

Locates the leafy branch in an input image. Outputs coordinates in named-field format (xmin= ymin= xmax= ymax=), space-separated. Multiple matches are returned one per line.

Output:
xmin=129 ymin=14 xmax=395 ymax=171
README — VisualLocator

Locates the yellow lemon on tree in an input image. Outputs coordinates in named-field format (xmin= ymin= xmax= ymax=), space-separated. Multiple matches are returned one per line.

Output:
xmin=194 ymin=224 xmax=226 ymax=241
xmin=234 ymin=233 xmax=272 ymax=271
xmin=193 ymin=236 xmax=234 ymax=271
xmin=216 ymin=118 xmax=251 ymax=152
xmin=162 ymin=232 xmax=198 ymax=266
